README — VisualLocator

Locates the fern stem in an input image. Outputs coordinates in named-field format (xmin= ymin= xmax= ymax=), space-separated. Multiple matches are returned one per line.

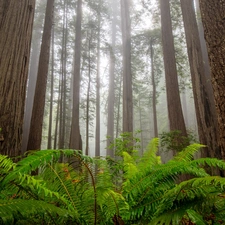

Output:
xmin=48 ymin=163 xmax=77 ymax=212
xmin=82 ymin=161 xmax=97 ymax=225
xmin=110 ymin=192 xmax=120 ymax=216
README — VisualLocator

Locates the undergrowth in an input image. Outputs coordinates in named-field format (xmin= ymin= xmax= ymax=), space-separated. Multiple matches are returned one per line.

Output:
xmin=0 ymin=136 xmax=225 ymax=224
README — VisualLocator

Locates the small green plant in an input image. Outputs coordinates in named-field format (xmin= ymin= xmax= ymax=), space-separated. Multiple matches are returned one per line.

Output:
xmin=160 ymin=129 xmax=197 ymax=152
xmin=108 ymin=131 xmax=141 ymax=156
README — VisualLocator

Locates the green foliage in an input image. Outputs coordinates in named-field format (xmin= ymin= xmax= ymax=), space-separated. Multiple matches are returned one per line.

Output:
xmin=108 ymin=132 xmax=141 ymax=156
xmin=160 ymin=129 xmax=197 ymax=152
xmin=0 ymin=137 xmax=225 ymax=224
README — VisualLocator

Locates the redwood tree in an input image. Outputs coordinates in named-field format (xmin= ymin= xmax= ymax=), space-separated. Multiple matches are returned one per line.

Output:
xmin=180 ymin=0 xmax=221 ymax=159
xmin=69 ymin=0 xmax=83 ymax=150
xmin=95 ymin=1 xmax=101 ymax=157
xmin=160 ymin=0 xmax=187 ymax=137
xmin=199 ymin=0 xmax=225 ymax=159
xmin=27 ymin=0 xmax=54 ymax=151
xmin=0 ymin=0 xmax=35 ymax=156
xmin=106 ymin=0 xmax=117 ymax=157
xmin=121 ymin=0 xmax=133 ymax=134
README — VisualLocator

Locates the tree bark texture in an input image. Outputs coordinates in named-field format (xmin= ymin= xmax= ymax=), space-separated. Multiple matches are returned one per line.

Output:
xmin=70 ymin=0 xmax=82 ymax=150
xmin=180 ymin=0 xmax=221 ymax=158
xmin=160 ymin=0 xmax=187 ymax=137
xmin=199 ymin=0 xmax=225 ymax=159
xmin=0 ymin=0 xmax=35 ymax=156
xmin=121 ymin=0 xmax=133 ymax=134
xmin=27 ymin=0 xmax=54 ymax=151
xmin=21 ymin=28 xmax=41 ymax=154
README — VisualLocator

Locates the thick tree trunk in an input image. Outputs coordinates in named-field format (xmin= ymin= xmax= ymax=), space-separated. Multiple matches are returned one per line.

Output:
xmin=27 ymin=0 xmax=54 ymax=150
xmin=70 ymin=0 xmax=82 ymax=150
xmin=22 ymin=30 xmax=41 ymax=154
xmin=199 ymin=0 xmax=225 ymax=159
xmin=160 ymin=0 xmax=187 ymax=138
xmin=22 ymin=1 xmax=45 ymax=154
xmin=121 ymin=0 xmax=133 ymax=134
xmin=0 ymin=0 xmax=35 ymax=156
xmin=180 ymin=0 xmax=221 ymax=158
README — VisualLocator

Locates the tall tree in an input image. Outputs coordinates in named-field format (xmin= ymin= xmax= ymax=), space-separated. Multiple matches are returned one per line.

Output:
xmin=199 ymin=0 xmax=225 ymax=159
xmin=27 ymin=0 xmax=54 ymax=151
xmin=85 ymin=30 xmax=92 ymax=156
xmin=70 ymin=0 xmax=83 ymax=150
xmin=150 ymin=37 xmax=158 ymax=138
xmin=160 ymin=0 xmax=187 ymax=138
xmin=106 ymin=0 xmax=117 ymax=157
xmin=0 ymin=0 xmax=35 ymax=156
xmin=47 ymin=9 xmax=55 ymax=150
xmin=180 ymin=0 xmax=221 ymax=158
xmin=95 ymin=0 xmax=101 ymax=157
xmin=22 ymin=0 xmax=46 ymax=154
xmin=121 ymin=0 xmax=133 ymax=134
xmin=58 ymin=0 xmax=68 ymax=149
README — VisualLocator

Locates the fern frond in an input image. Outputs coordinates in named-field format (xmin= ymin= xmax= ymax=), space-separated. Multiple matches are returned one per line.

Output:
xmin=0 ymin=199 xmax=73 ymax=224
xmin=172 ymin=143 xmax=204 ymax=162
xmin=186 ymin=209 xmax=206 ymax=225
xmin=190 ymin=157 xmax=225 ymax=171
xmin=2 ymin=150 xmax=61 ymax=186
xmin=97 ymin=187 xmax=129 ymax=223
xmin=0 ymin=154 xmax=15 ymax=173
xmin=122 ymin=151 xmax=138 ymax=180
xmin=138 ymin=138 xmax=160 ymax=170
xmin=153 ymin=176 xmax=225 ymax=223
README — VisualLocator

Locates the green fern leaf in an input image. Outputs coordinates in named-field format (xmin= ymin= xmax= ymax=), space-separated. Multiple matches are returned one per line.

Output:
xmin=0 ymin=199 xmax=73 ymax=224
xmin=186 ymin=209 xmax=206 ymax=225
xmin=172 ymin=143 xmax=204 ymax=162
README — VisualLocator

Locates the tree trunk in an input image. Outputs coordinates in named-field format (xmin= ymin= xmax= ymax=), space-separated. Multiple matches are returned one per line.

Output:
xmin=180 ymin=0 xmax=221 ymax=158
xmin=85 ymin=35 xmax=91 ymax=156
xmin=150 ymin=38 xmax=158 ymax=138
xmin=22 ymin=29 xmax=41 ymax=154
xmin=70 ymin=0 xmax=82 ymax=150
xmin=47 ymin=11 xmax=55 ymax=150
xmin=58 ymin=0 xmax=68 ymax=149
xmin=121 ymin=0 xmax=133 ymax=134
xmin=138 ymin=95 xmax=144 ymax=154
xmin=106 ymin=0 xmax=117 ymax=157
xmin=160 ymin=0 xmax=187 ymax=138
xmin=54 ymin=81 xmax=61 ymax=149
xmin=199 ymin=0 xmax=225 ymax=159
xmin=116 ymin=76 xmax=123 ymax=138
xmin=27 ymin=0 xmax=54 ymax=151
xmin=0 ymin=0 xmax=35 ymax=156
xmin=95 ymin=1 xmax=101 ymax=157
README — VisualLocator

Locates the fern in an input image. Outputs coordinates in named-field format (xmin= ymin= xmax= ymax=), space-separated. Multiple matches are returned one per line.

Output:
xmin=121 ymin=142 xmax=225 ymax=224
xmin=0 ymin=199 xmax=73 ymax=224
xmin=172 ymin=143 xmax=204 ymax=162
xmin=1 ymin=139 xmax=225 ymax=224
xmin=138 ymin=138 xmax=160 ymax=169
